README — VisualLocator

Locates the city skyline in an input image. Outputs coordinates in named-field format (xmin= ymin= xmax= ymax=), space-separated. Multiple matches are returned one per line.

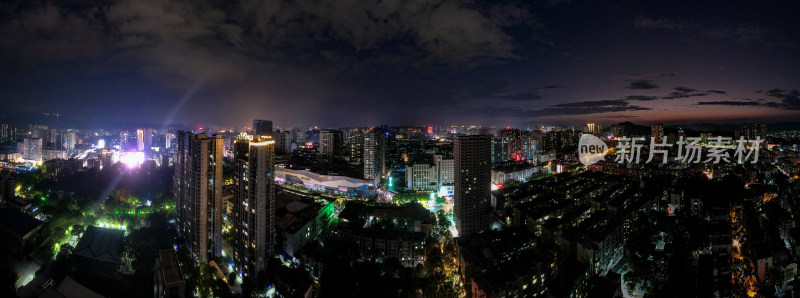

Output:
xmin=1 ymin=0 xmax=799 ymax=128
xmin=3 ymin=1 xmax=800 ymax=297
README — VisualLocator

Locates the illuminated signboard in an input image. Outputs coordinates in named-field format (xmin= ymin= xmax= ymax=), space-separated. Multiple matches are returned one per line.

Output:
xmin=438 ymin=185 xmax=454 ymax=197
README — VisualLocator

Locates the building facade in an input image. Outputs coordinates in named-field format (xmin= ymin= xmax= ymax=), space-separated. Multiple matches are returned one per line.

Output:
xmin=363 ymin=130 xmax=386 ymax=182
xmin=454 ymin=135 xmax=491 ymax=237
xmin=136 ymin=129 xmax=144 ymax=151
xmin=491 ymin=136 xmax=510 ymax=163
xmin=23 ymin=137 xmax=42 ymax=162
xmin=319 ymin=130 xmax=343 ymax=161
xmin=273 ymin=130 xmax=292 ymax=155
xmin=233 ymin=133 xmax=276 ymax=280
xmin=406 ymin=163 xmax=436 ymax=191
xmin=345 ymin=128 xmax=364 ymax=163
xmin=174 ymin=132 xmax=224 ymax=263
xmin=434 ymin=154 xmax=454 ymax=188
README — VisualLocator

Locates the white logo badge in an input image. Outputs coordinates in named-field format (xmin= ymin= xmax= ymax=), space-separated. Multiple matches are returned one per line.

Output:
xmin=578 ymin=134 xmax=608 ymax=165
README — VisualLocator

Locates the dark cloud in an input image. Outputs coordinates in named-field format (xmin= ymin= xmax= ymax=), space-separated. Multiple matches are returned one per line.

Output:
xmin=619 ymin=86 xmax=728 ymax=102
xmin=0 ymin=0 xmax=561 ymax=126
xmin=634 ymin=17 xmax=689 ymax=31
xmin=490 ymin=84 xmax=566 ymax=101
xmin=537 ymin=85 xmax=566 ymax=89
xmin=624 ymin=95 xmax=658 ymax=101
xmin=495 ymin=91 xmax=542 ymax=101
xmin=464 ymin=99 xmax=651 ymax=120
xmin=552 ymin=100 xmax=630 ymax=108
xmin=1 ymin=0 xmax=541 ymax=82
xmin=540 ymin=100 xmax=650 ymax=115
xmin=634 ymin=16 xmax=798 ymax=48
xmin=661 ymin=86 xmax=726 ymax=99
xmin=662 ymin=92 xmax=709 ymax=99
xmin=762 ymin=88 xmax=800 ymax=110
xmin=0 ymin=4 xmax=108 ymax=63
xmin=627 ymin=80 xmax=659 ymax=90
xmin=695 ymin=101 xmax=762 ymax=106
xmin=463 ymin=76 xmax=511 ymax=99
xmin=629 ymin=73 xmax=674 ymax=78
xmin=674 ymin=86 xmax=697 ymax=93
xmin=695 ymin=90 xmax=800 ymax=109
xmin=227 ymin=0 xmax=541 ymax=68
xmin=1 ymin=0 xmax=799 ymax=126
xmin=464 ymin=80 xmax=562 ymax=101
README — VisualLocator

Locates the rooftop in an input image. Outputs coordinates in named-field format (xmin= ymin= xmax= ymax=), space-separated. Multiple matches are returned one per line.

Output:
xmin=38 ymin=276 xmax=105 ymax=298
xmin=73 ymin=226 xmax=125 ymax=263
xmin=158 ymin=249 xmax=185 ymax=285
xmin=0 ymin=206 xmax=43 ymax=237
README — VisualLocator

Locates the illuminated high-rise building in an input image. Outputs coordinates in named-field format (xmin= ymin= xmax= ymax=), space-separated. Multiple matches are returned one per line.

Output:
xmin=174 ymin=131 xmax=224 ymax=263
xmin=363 ymin=130 xmax=386 ymax=182
xmin=736 ymin=122 xmax=767 ymax=141
xmin=520 ymin=132 xmax=540 ymax=160
xmin=319 ymin=130 xmax=343 ymax=161
xmin=136 ymin=129 xmax=144 ymax=151
xmin=120 ymin=130 xmax=129 ymax=149
xmin=434 ymin=154 xmax=454 ymax=188
xmin=232 ymin=133 xmax=275 ymax=280
xmin=454 ymin=135 xmax=491 ymax=237
xmin=144 ymin=128 xmax=153 ymax=150
xmin=1 ymin=123 xmax=17 ymax=144
xmin=406 ymin=163 xmax=436 ymax=191
xmin=165 ymin=132 xmax=173 ymax=150
xmin=651 ymin=124 xmax=664 ymax=143
xmin=48 ymin=128 xmax=58 ymax=147
xmin=499 ymin=128 xmax=522 ymax=156
xmin=345 ymin=128 xmax=364 ymax=163
xmin=62 ymin=132 xmax=76 ymax=154
xmin=586 ymin=123 xmax=599 ymax=133
xmin=23 ymin=137 xmax=43 ymax=162
xmin=542 ymin=129 xmax=581 ymax=151
xmin=491 ymin=136 xmax=510 ymax=163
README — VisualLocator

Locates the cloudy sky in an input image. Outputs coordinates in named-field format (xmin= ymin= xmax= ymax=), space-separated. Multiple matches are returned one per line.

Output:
xmin=1 ymin=0 xmax=798 ymax=128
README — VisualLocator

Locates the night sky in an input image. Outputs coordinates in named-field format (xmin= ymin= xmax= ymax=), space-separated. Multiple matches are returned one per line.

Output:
xmin=1 ymin=0 xmax=799 ymax=128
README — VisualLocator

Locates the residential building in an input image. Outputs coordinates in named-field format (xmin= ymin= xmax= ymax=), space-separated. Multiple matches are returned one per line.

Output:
xmin=233 ymin=133 xmax=276 ymax=280
xmin=363 ymin=130 xmax=386 ymax=182
xmin=454 ymin=135 xmax=491 ymax=236
xmin=319 ymin=130 xmax=343 ymax=161
xmin=174 ymin=131 xmax=224 ymax=262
